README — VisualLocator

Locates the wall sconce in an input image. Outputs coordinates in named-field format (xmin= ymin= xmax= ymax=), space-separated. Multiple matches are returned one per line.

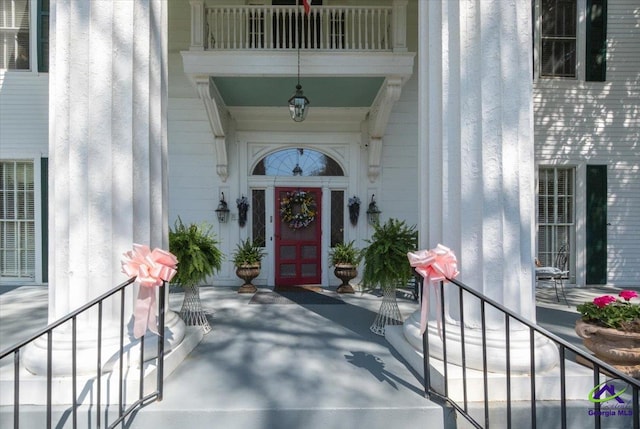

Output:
xmin=215 ymin=192 xmax=230 ymax=223
xmin=366 ymin=194 xmax=381 ymax=225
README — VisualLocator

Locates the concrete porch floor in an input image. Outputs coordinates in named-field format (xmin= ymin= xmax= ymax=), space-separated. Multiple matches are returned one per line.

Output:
xmin=130 ymin=286 xmax=439 ymax=428
xmin=1 ymin=283 xmax=636 ymax=428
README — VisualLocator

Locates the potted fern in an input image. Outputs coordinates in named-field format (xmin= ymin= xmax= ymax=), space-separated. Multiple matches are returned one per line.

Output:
xmin=329 ymin=241 xmax=361 ymax=294
xmin=232 ymin=238 xmax=265 ymax=293
xmin=169 ymin=217 xmax=223 ymax=333
xmin=361 ymin=218 xmax=418 ymax=335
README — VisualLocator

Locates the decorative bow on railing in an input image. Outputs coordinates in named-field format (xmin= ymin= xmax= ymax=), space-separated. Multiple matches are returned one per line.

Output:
xmin=407 ymin=244 xmax=459 ymax=336
xmin=122 ymin=244 xmax=178 ymax=338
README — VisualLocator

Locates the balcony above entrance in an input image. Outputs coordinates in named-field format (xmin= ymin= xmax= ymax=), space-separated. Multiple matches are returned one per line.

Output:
xmin=181 ymin=1 xmax=415 ymax=182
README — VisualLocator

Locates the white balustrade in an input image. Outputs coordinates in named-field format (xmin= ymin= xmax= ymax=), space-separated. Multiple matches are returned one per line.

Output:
xmin=192 ymin=4 xmax=404 ymax=52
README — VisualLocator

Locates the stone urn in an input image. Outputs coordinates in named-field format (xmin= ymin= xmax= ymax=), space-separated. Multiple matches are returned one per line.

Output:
xmin=236 ymin=263 xmax=261 ymax=293
xmin=575 ymin=318 xmax=640 ymax=378
xmin=334 ymin=263 xmax=358 ymax=294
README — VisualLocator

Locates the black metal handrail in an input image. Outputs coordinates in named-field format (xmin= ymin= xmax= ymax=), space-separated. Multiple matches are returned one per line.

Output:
xmin=419 ymin=277 xmax=640 ymax=429
xmin=0 ymin=277 xmax=166 ymax=429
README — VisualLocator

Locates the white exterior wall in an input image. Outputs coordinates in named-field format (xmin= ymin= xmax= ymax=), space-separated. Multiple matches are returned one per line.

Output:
xmin=166 ymin=0 xmax=421 ymax=286
xmin=3 ymin=0 xmax=636 ymax=288
xmin=168 ymin=0 xmax=237 ymax=284
xmin=533 ymin=0 xmax=640 ymax=287
xmin=0 ymin=73 xmax=49 ymax=156
xmin=0 ymin=71 xmax=49 ymax=284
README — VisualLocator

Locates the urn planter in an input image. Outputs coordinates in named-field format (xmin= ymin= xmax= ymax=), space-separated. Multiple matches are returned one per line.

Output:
xmin=575 ymin=318 xmax=640 ymax=378
xmin=236 ymin=263 xmax=261 ymax=294
xmin=232 ymin=239 xmax=265 ymax=294
xmin=334 ymin=263 xmax=357 ymax=294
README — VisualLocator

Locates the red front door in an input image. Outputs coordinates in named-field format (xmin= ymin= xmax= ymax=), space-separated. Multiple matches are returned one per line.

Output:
xmin=275 ymin=187 xmax=322 ymax=285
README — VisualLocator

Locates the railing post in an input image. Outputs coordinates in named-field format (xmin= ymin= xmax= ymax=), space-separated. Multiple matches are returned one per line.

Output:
xmin=190 ymin=0 xmax=205 ymax=50
xmin=157 ymin=281 xmax=166 ymax=401
xmin=391 ymin=0 xmax=408 ymax=52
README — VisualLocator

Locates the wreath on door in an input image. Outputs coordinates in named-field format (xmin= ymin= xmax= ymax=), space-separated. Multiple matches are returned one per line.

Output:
xmin=280 ymin=190 xmax=316 ymax=230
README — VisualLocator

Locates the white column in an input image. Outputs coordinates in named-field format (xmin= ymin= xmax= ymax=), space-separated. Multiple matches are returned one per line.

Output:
xmin=407 ymin=0 xmax=557 ymax=373
xmin=24 ymin=0 xmax=185 ymax=375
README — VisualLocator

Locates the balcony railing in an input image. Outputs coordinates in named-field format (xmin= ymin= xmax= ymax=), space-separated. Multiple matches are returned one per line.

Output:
xmin=419 ymin=276 xmax=640 ymax=429
xmin=0 ymin=278 xmax=167 ymax=429
xmin=189 ymin=1 xmax=408 ymax=52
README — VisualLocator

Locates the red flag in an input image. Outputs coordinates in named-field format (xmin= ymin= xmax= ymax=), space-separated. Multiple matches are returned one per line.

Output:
xmin=303 ymin=0 xmax=311 ymax=16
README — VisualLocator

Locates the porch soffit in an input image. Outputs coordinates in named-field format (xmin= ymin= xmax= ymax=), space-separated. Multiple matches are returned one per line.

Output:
xmin=182 ymin=50 xmax=415 ymax=182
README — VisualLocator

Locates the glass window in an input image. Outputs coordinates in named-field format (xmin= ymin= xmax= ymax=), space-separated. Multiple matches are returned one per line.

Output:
xmin=252 ymin=148 xmax=344 ymax=176
xmin=330 ymin=190 xmax=344 ymax=247
xmin=0 ymin=161 xmax=36 ymax=279
xmin=1 ymin=0 xmax=30 ymax=70
xmin=539 ymin=0 xmax=577 ymax=78
xmin=537 ymin=167 xmax=575 ymax=277
xmin=251 ymin=189 xmax=266 ymax=247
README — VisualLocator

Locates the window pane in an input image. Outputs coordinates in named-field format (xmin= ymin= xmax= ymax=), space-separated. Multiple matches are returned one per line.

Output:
xmin=0 ymin=0 xmax=30 ymax=70
xmin=251 ymin=189 xmax=266 ymax=247
xmin=330 ymin=190 xmax=344 ymax=247
xmin=0 ymin=161 xmax=36 ymax=279
xmin=253 ymin=148 xmax=344 ymax=176
xmin=540 ymin=0 xmax=577 ymax=78
xmin=537 ymin=167 xmax=575 ymax=278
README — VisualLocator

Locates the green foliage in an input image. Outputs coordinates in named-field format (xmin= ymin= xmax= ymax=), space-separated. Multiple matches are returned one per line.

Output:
xmin=232 ymin=238 xmax=266 ymax=267
xmin=169 ymin=217 xmax=223 ymax=287
xmin=361 ymin=218 xmax=418 ymax=291
xmin=577 ymin=298 xmax=640 ymax=332
xmin=329 ymin=241 xmax=362 ymax=266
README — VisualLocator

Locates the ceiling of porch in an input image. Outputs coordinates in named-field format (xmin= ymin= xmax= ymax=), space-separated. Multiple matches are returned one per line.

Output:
xmin=181 ymin=50 xmax=415 ymax=182
xmin=212 ymin=76 xmax=385 ymax=108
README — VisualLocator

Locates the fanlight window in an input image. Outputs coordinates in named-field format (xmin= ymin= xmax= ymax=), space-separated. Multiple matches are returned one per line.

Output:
xmin=252 ymin=148 xmax=344 ymax=176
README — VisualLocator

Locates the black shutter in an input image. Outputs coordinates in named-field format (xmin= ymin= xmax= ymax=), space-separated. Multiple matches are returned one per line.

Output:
xmin=585 ymin=0 xmax=607 ymax=81
xmin=586 ymin=165 xmax=607 ymax=285
xmin=41 ymin=157 xmax=48 ymax=283
xmin=38 ymin=0 xmax=49 ymax=72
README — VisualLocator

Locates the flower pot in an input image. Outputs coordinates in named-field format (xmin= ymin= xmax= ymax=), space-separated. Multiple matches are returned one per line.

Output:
xmin=236 ymin=263 xmax=261 ymax=293
xmin=334 ymin=263 xmax=357 ymax=294
xmin=575 ymin=318 xmax=640 ymax=378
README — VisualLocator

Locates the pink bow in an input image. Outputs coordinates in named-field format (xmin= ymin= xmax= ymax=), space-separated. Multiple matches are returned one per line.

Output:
xmin=122 ymin=244 xmax=178 ymax=338
xmin=407 ymin=244 xmax=459 ymax=336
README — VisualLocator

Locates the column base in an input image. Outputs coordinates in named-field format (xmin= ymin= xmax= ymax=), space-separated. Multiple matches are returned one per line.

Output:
xmin=401 ymin=310 xmax=559 ymax=374
xmin=386 ymin=324 xmax=595 ymax=402
xmin=22 ymin=310 xmax=186 ymax=376
xmin=0 ymin=325 xmax=203 ymax=406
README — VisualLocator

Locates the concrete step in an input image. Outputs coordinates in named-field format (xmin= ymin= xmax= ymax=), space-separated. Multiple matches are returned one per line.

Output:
xmin=2 ymin=399 xmax=444 ymax=429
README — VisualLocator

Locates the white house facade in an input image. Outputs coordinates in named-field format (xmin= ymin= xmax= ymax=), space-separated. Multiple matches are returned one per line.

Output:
xmin=1 ymin=0 xmax=638 ymax=296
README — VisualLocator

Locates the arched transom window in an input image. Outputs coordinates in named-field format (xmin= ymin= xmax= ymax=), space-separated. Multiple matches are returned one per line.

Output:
xmin=252 ymin=148 xmax=344 ymax=176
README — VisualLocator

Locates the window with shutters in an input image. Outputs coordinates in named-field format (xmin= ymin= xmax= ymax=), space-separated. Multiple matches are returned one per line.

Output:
xmin=535 ymin=0 xmax=607 ymax=81
xmin=537 ymin=167 xmax=575 ymax=278
xmin=0 ymin=0 xmax=30 ymax=70
xmin=0 ymin=160 xmax=36 ymax=279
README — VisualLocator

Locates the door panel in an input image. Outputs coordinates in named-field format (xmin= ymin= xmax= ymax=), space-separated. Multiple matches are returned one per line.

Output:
xmin=275 ymin=187 xmax=322 ymax=285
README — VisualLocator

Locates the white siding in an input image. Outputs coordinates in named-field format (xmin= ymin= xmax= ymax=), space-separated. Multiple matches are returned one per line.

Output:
xmin=0 ymin=72 xmax=49 ymax=157
xmin=0 ymin=71 xmax=48 ymax=284
xmin=534 ymin=0 xmax=640 ymax=286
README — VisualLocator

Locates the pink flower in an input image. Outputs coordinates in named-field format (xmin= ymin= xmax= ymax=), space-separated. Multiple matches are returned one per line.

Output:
xmin=593 ymin=295 xmax=617 ymax=308
xmin=619 ymin=290 xmax=639 ymax=301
